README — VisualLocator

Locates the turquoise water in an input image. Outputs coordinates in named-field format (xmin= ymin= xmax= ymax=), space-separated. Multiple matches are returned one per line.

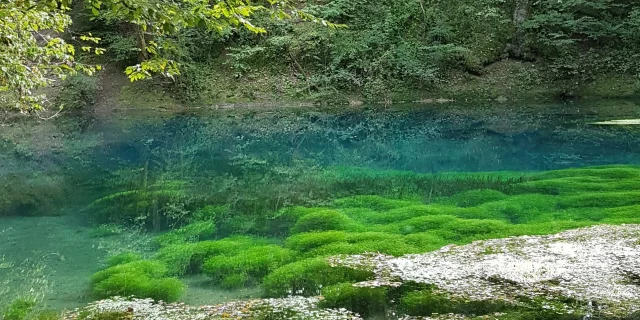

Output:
xmin=1 ymin=101 xmax=640 ymax=314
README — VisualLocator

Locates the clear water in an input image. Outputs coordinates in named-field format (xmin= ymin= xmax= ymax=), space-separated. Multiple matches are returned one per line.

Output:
xmin=1 ymin=101 xmax=640 ymax=313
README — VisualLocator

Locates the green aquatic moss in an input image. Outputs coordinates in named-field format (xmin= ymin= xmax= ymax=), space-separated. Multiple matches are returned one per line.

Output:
xmin=516 ymin=166 xmax=640 ymax=195
xmin=91 ymin=260 xmax=168 ymax=285
xmin=400 ymin=289 xmax=510 ymax=316
xmin=556 ymin=191 xmax=640 ymax=209
xmin=534 ymin=166 xmax=640 ymax=180
xmin=334 ymin=195 xmax=422 ymax=211
xmin=290 ymin=209 xmax=362 ymax=234
xmin=154 ymin=220 xmax=216 ymax=247
xmin=380 ymin=215 xmax=458 ymax=234
xmin=92 ymin=273 xmax=184 ymax=302
xmin=446 ymin=189 xmax=508 ymax=207
xmin=155 ymin=236 xmax=275 ymax=276
xmin=77 ymin=311 xmax=129 ymax=320
xmin=305 ymin=239 xmax=421 ymax=257
xmin=285 ymin=231 xmax=348 ymax=252
xmin=346 ymin=205 xmax=448 ymax=225
xmin=2 ymin=298 xmax=36 ymax=320
xmin=191 ymin=236 xmax=273 ymax=269
xmin=434 ymin=219 xmax=513 ymax=241
xmin=106 ymin=252 xmax=142 ymax=267
xmin=262 ymin=257 xmax=373 ymax=297
xmin=155 ymin=243 xmax=197 ymax=276
xmin=320 ymin=282 xmax=388 ymax=317
xmin=91 ymin=260 xmax=184 ymax=302
xmin=402 ymin=232 xmax=449 ymax=251
xmin=87 ymin=165 xmax=640 ymax=304
xmin=202 ymin=245 xmax=296 ymax=288
xmin=475 ymin=194 xmax=558 ymax=223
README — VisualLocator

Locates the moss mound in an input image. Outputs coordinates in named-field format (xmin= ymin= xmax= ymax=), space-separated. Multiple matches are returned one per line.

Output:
xmin=90 ymin=260 xmax=184 ymax=302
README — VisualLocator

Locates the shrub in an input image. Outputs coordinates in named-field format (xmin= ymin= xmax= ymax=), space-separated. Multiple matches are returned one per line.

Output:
xmin=320 ymin=282 xmax=388 ymax=317
xmin=154 ymin=221 xmax=216 ymax=247
xmin=54 ymin=74 xmax=100 ymax=110
xmin=106 ymin=252 xmax=142 ymax=267
xmin=290 ymin=210 xmax=362 ymax=234
xmin=202 ymin=245 xmax=296 ymax=288
xmin=91 ymin=260 xmax=184 ymax=302
xmin=446 ymin=189 xmax=507 ymax=207
xmin=262 ymin=258 xmax=373 ymax=297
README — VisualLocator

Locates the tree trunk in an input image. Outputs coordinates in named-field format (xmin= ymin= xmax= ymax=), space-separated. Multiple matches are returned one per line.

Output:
xmin=134 ymin=24 xmax=149 ymax=62
xmin=508 ymin=0 xmax=533 ymax=59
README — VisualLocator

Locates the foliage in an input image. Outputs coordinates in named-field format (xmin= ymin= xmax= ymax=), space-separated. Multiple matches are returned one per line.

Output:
xmin=0 ymin=0 xmax=339 ymax=112
xmin=0 ymin=0 xmax=100 ymax=111
xmin=524 ymin=0 xmax=640 ymax=81
xmin=54 ymin=74 xmax=100 ymax=111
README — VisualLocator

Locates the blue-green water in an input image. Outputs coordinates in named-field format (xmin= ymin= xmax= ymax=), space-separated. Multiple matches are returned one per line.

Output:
xmin=1 ymin=101 xmax=640 ymax=314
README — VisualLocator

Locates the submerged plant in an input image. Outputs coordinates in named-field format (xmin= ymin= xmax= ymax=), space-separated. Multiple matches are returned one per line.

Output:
xmin=202 ymin=245 xmax=296 ymax=288
xmin=2 ymin=298 xmax=36 ymax=320
xmin=91 ymin=260 xmax=184 ymax=302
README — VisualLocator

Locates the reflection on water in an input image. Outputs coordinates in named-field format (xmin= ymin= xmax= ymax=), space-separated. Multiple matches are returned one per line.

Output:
xmin=1 ymin=101 xmax=640 ymax=314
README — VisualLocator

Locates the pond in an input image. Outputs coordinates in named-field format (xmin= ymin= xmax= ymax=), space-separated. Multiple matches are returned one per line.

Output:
xmin=1 ymin=100 xmax=640 ymax=318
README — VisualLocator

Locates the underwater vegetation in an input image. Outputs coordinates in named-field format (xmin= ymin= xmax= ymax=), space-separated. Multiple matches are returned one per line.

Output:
xmin=90 ymin=260 xmax=184 ymax=302
xmin=0 ymin=174 xmax=65 ymax=217
xmin=83 ymin=164 xmax=640 ymax=320
xmin=85 ymin=166 xmax=530 ymax=235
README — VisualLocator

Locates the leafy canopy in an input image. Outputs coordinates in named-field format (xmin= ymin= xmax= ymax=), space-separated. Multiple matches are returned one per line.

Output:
xmin=0 ymin=0 xmax=339 ymax=112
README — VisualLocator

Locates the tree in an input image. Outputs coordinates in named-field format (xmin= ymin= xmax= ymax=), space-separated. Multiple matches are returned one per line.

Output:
xmin=0 ymin=0 xmax=99 ymax=113
xmin=0 ymin=0 xmax=338 ymax=113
